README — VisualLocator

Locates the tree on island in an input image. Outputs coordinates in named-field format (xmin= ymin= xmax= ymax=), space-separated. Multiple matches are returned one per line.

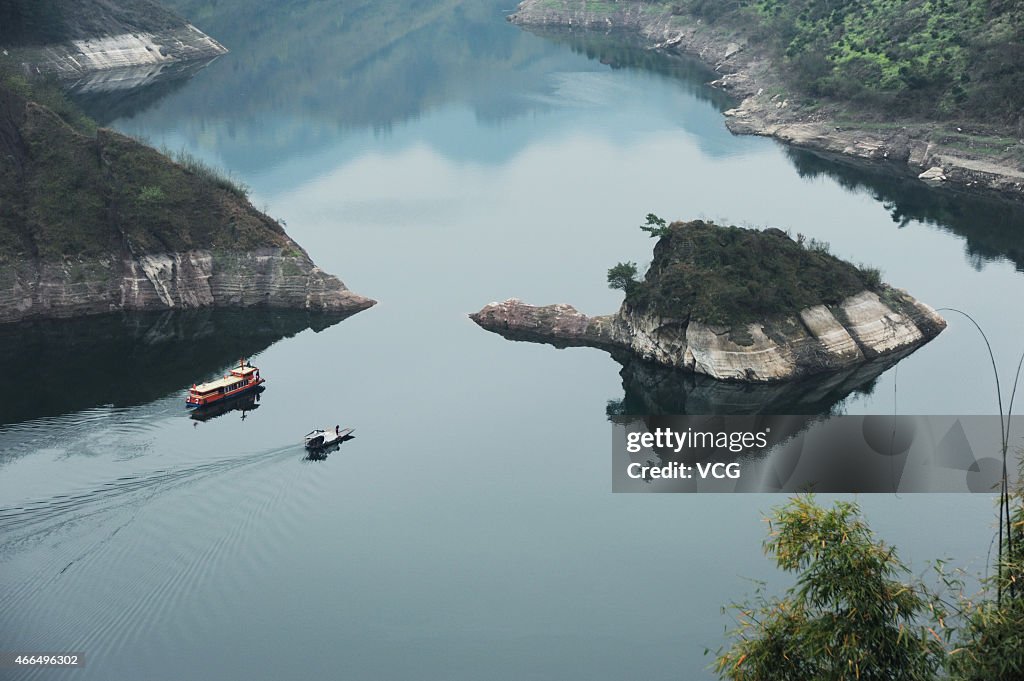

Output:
xmin=607 ymin=261 xmax=639 ymax=293
xmin=639 ymin=212 xmax=672 ymax=238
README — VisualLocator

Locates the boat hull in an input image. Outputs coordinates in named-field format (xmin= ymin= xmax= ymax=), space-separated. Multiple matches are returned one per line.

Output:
xmin=190 ymin=386 xmax=265 ymax=420
xmin=186 ymin=379 xmax=265 ymax=409
xmin=304 ymin=427 xmax=354 ymax=449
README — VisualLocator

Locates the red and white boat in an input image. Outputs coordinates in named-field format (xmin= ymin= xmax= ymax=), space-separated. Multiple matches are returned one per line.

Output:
xmin=186 ymin=358 xmax=265 ymax=409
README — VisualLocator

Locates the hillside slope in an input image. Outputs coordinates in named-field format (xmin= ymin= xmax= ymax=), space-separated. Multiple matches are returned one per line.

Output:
xmin=0 ymin=83 xmax=374 ymax=323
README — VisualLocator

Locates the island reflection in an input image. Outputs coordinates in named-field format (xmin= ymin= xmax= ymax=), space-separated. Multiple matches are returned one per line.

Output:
xmin=786 ymin=148 xmax=1024 ymax=272
xmin=606 ymin=349 xmax=907 ymax=417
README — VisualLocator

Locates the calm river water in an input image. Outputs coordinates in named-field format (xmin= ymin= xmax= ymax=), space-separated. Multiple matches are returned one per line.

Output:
xmin=3 ymin=2 xmax=1021 ymax=679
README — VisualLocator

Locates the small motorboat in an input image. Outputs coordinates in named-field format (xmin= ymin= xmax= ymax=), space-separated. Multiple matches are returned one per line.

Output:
xmin=304 ymin=425 xmax=354 ymax=450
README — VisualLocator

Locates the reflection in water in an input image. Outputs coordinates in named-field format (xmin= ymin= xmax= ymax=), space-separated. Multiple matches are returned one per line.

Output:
xmin=606 ymin=350 xmax=907 ymax=416
xmin=303 ymin=434 xmax=355 ymax=461
xmin=0 ymin=309 xmax=349 ymax=426
xmin=522 ymin=27 xmax=734 ymax=112
xmin=787 ymin=148 xmax=1024 ymax=272
xmin=67 ymin=59 xmax=219 ymax=126
xmin=126 ymin=0 xmax=582 ymax=166
xmin=116 ymin=0 xmax=744 ymax=175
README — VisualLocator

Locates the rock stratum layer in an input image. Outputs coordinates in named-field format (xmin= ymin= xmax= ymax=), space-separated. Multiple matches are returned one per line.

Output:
xmin=19 ymin=25 xmax=227 ymax=79
xmin=471 ymin=222 xmax=945 ymax=383
xmin=0 ymin=85 xmax=373 ymax=324
xmin=508 ymin=0 xmax=1024 ymax=201
xmin=0 ymin=248 xmax=373 ymax=324
xmin=472 ymin=292 xmax=943 ymax=383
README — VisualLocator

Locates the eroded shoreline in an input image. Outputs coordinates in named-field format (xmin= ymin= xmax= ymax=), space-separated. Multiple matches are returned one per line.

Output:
xmin=509 ymin=0 xmax=1024 ymax=202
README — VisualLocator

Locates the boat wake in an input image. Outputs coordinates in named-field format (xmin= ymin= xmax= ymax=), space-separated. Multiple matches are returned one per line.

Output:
xmin=0 ymin=445 xmax=298 ymax=542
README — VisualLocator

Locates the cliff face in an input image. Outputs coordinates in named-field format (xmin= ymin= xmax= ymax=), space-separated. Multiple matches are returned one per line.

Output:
xmin=5 ymin=0 xmax=227 ymax=78
xmin=0 ymin=248 xmax=373 ymax=324
xmin=0 ymin=86 xmax=374 ymax=323
xmin=471 ymin=222 xmax=945 ymax=383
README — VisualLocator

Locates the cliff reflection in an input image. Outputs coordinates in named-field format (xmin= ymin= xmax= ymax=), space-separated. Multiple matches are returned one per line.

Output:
xmin=68 ymin=59 xmax=219 ymax=126
xmin=0 ymin=309 xmax=348 ymax=426
xmin=786 ymin=148 xmax=1024 ymax=272
xmin=522 ymin=27 xmax=734 ymax=112
xmin=107 ymin=0 xmax=583 ymax=166
xmin=606 ymin=350 xmax=907 ymax=417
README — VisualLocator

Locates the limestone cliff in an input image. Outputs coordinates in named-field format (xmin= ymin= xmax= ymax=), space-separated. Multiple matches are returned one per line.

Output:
xmin=3 ymin=0 xmax=227 ymax=79
xmin=471 ymin=221 xmax=945 ymax=383
xmin=0 ymin=85 xmax=373 ymax=323
xmin=0 ymin=248 xmax=373 ymax=324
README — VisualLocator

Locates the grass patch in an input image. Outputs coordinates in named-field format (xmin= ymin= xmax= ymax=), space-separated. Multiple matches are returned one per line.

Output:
xmin=0 ymin=78 xmax=288 ymax=261
xmin=0 ymin=65 xmax=96 ymax=135
xmin=280 ymin=258 xmax=304 ymax=277
xmin=164 ymin=149 xmax=250 ymax=199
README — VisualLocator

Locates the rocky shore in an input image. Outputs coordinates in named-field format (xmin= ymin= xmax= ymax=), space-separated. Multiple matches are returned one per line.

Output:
xmin=508 ymin=0 xmax=1024 ymax=201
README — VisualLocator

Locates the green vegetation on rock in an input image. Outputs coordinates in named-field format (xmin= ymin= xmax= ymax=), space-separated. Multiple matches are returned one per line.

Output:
xmin=613 ymin=218 xmax=881 ymax=326
xmin=645 ymin=0 xmax=1024 ymax=126
xmin=0 ymin=77 xmax=287 ymax=262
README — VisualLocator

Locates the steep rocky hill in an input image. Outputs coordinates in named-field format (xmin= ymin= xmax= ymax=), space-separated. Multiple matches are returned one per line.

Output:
xmin=0 ymin=83 xmax=373 ymax=323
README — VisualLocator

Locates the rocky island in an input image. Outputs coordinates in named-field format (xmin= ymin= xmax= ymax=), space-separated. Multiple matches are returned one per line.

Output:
xmin=471 ymin=220 xmax=945 ymax=383
xmin=0 ymin=81 xmax=374 ymax=324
